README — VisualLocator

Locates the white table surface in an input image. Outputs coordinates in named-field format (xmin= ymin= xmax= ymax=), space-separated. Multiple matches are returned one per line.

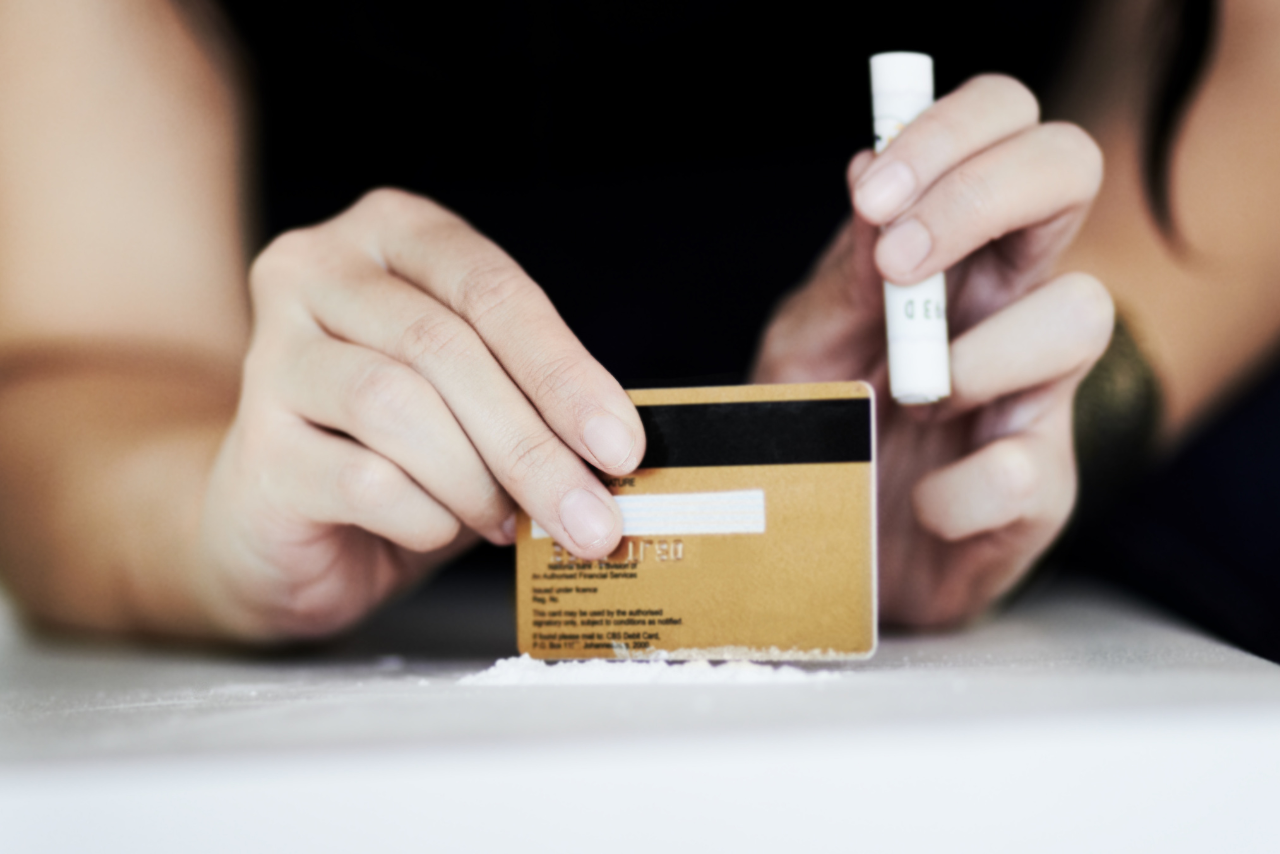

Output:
xmin=2 ymin=572 xmax=1279 ymax=853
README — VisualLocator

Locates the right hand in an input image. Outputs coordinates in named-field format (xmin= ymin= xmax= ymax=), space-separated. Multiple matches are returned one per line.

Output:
xmin=753 ymin=76 xmax=1109 ymax=627
xmin=197 ymin=189 xmax=645 ymax=640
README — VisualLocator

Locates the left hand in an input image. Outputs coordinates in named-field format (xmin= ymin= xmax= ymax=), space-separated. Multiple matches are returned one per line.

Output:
xmin=752 ymin=74 xmax=1112 ymax=627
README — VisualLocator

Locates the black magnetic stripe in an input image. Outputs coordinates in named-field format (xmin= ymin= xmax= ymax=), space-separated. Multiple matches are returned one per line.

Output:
xmin=635 ymin=398 xmax=872 ymax=468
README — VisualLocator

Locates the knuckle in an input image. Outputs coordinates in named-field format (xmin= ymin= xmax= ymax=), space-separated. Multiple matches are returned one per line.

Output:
xmin=910 ymin=109 xmax=965 ymax=159
xmin=503 ymin=428 xmax=563 ymax=487
xmin=360 ymin=186 xmax=408 ymax=207
xmin=249 ymin=228 xmax=322 ymax=301
xmin=355 ymin=188 xmax=448 ymax=234
xmin=529 ymin=350 xmax=590 ymax=411
xmin=408 ymin=514 xmax=462 ymax=553
xmin=1043 ymin=122 xmax=1104 ymax=193
xmin=931 ymin=520 xmax=969 ymax=546
xmin=910 ymin=472 xmax=968 ymax=544
xmin=396 ymin=311 xmax=475 ymax=367
xmin=915 ymin=498 xmax=968 ymax=547
xmin=454 ymin=259 xmax=531 ymax=327
xmin=1060 ymin=273 xmax=1115 ymax=357
xmin=345 ymin=361 xmax=412 ymax=431
xmin=455 ymin=473 xmax=510 ymax=526
xmin=846 ymin=148 xmax=876 ymax=188
xmin=357 ymin=186 xmax=413 ymax=217
xmin=478 ymin=500 xmax=515 ymax=535
xmin=972 ymin=74 xmax=1040 ymax=123
xmin=910 ymin=480 xmax=953 ymax=541
xmin=335 ymin=456 xmax=398 ymax=515
xmin=946 ymin=164 xmax=996 ymax=221
xmin=988 ymin=441 xmax=1037 ymax=505
xmin=268 ymin=573 xmax=367 ymax=638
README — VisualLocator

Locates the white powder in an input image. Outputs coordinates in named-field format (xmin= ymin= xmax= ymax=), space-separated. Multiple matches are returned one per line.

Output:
xmin=458 ymin=654 xmax=838 ymax=686
xmin=634 ymin=645 xmax=872 ymax=662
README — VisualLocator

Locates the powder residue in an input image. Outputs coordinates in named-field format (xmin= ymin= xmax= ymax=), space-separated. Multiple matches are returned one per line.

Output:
xmin=458 ymin=654 xmax=839 ymax=686
xmin=634 ymin=645 xmax=872 ymax=662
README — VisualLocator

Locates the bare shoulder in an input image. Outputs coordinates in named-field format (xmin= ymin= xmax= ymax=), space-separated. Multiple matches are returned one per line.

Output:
xmin=1172 ymin=0 xmax=1280 ymax=271
xmin=0 ymin=0 xmax=249 ymax=367
xmin=1057 ymin=0 xmax=1280 ymax=441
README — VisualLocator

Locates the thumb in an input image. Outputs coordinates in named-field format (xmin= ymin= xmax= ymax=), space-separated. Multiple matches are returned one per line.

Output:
xmin=752 ymin=153 xmax=883 ymax=383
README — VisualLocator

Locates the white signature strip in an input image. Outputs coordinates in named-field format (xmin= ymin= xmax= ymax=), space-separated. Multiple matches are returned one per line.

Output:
xmin=530 ymin=489 xmax=766 ymax=540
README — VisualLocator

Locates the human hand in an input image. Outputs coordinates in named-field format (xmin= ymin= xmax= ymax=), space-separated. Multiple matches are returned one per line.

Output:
xmin=753 ymin=75 xmax=1112 ymax=627
xmin=198 ymin=190 xmax=645 ymax=639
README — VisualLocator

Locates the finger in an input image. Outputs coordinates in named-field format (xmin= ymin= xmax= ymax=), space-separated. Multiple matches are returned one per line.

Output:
xmin=906 ymin=404 xmax=1077 ymax=625
xmin=754 ymin=148 xmax=885 ymax=384
xmin=803 ymin=151 xmax=884 ymax=323
xmin=846 ymin=147 xmax=876 ymax=193
xmin=343 ymin=190 xmax=645 ymax=475
xmin=280 ymin=422 xmax=464 ymax=555
xmin=279 ymin=336 xmax=516 ymax=544
xmin=874 ymin=121 xmax=1103 ymax=288
xmin=301 ymin=264 xmax=623 ymax=558
xmin=912 ymin=416 xmax=1074 ymax=544
xmin=941 ymin=272 xmax=1114 ymax=419
xmin=853 ymin=74 xmax=1040 ymax=224
xmin=753 ymin=212 xmax=884 ymax=383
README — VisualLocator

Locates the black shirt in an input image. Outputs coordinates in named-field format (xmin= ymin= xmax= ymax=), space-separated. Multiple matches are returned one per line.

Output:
xmin=218 ymin=0 xmax=1086 ymax=384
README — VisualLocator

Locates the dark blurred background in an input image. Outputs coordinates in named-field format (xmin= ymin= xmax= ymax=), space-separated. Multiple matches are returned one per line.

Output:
xmin=216 ymin=1 xmax=1093 ymax=657
xmin=220 ymin=0 xmax=1086 ymax=385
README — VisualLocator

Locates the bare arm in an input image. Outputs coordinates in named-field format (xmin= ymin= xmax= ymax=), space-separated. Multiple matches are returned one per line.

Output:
xmin=0 ymin=0 xmax=647 ymax=641
xmin=9 ymin=0 xmax=1276 ymax=640
xmin=1060 ymin=0 xmax=1280 ymax=445
xmin=0 ymin=0 xmax=247 ymax=634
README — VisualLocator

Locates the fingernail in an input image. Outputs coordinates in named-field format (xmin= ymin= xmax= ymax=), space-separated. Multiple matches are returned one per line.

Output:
xmin=499 ymin=513 xmax=517 ymax=544
xmin=581 ymin=412 xmax=635 ymax=470
xmin=878 ymin=218 xmax=933 ymax=281
xmin=559 ymin=488 xmax=616 ymax=550
xmin=856 ymin=161 xmax=916 ymax=221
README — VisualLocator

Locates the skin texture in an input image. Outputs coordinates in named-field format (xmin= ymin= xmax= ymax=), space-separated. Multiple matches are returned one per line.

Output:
xmin=1055 ymin=0 xmax=1280 ymax=446
xmin=753 ymin=77 xmax=1111 ymax=625
xmin=0 ymin=0 xmax=248 ymax=637
xmin=203 ymin=192 xmax=647 ymax=638
xmin=1 ymin=0 xmax=1276 ymax=640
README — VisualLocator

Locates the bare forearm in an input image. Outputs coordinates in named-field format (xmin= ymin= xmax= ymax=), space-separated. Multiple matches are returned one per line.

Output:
xmin=0 ymin=351 xmax=236 ymax=637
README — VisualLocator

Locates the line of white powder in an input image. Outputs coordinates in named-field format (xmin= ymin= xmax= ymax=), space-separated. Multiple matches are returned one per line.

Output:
xmin=458 ymin=654 xmax=839 ymax=686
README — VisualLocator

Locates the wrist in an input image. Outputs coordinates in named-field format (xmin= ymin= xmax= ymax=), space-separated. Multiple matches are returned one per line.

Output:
xmin=0 ymin=353 xmax=242 ymax=639
xmin=113 ymin=421 xmax=240 ymax=640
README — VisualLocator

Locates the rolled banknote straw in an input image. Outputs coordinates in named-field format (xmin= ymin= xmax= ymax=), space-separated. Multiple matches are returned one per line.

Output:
xmin=870 ymin=51 xmax=952 ymax=405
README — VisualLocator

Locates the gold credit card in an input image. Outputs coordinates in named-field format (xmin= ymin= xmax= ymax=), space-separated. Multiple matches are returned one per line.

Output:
xmin=515 ymin=381 xmax=877 ymax=661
